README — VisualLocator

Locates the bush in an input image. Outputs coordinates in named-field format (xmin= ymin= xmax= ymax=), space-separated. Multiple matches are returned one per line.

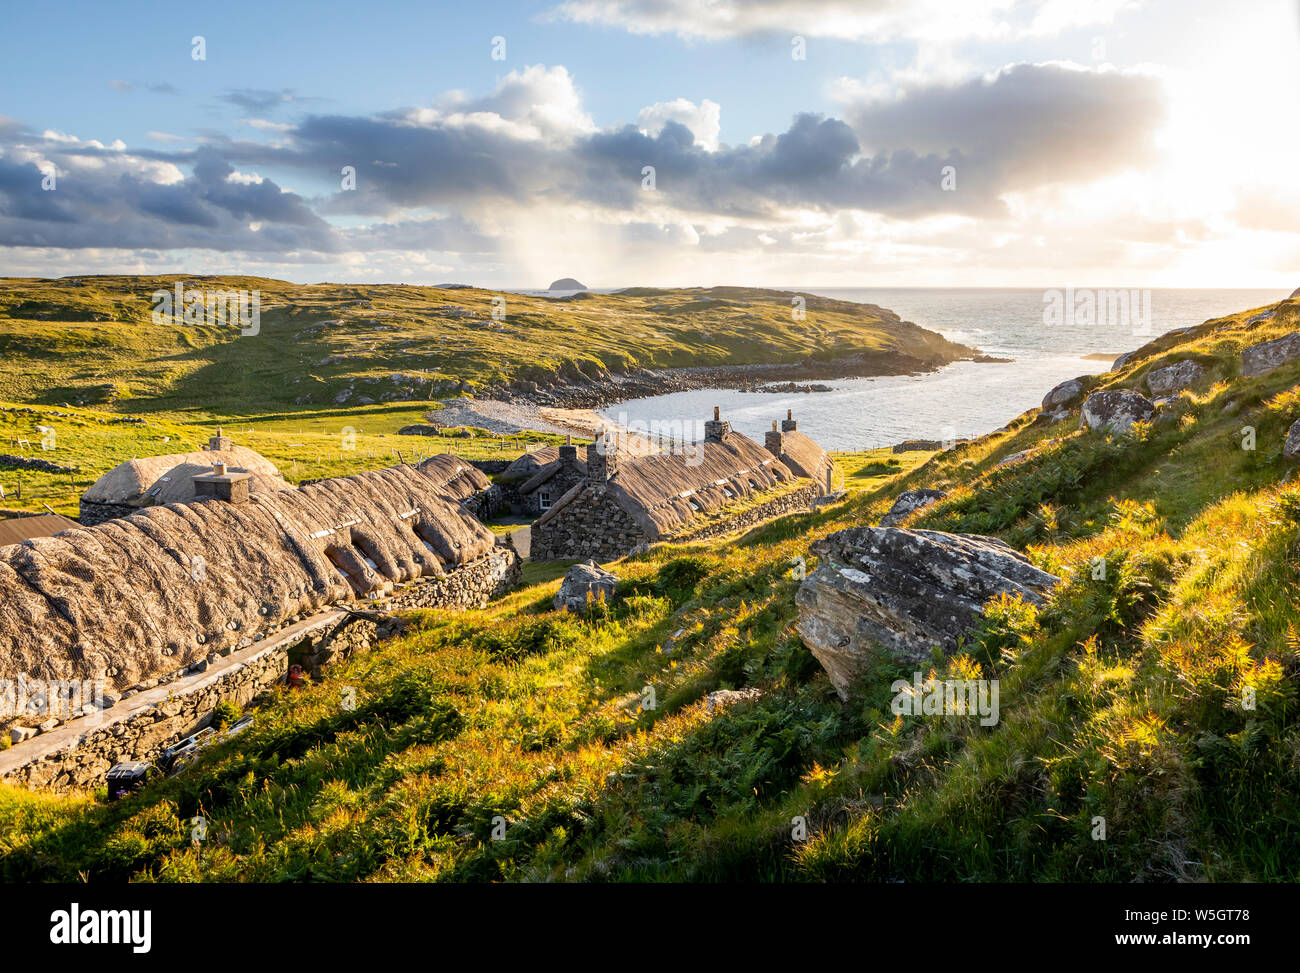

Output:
xmin=211 ymin=700 xmax=241 ymax=730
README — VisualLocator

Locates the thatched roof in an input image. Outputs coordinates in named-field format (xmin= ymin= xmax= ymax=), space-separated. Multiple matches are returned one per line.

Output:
xmin=501 ymin=446 xmax=560 ymax=481
xmin=776 ymin=430 xmax=833 ymax=484
xmin=520 ymin=456 xmax=586 ymax=494
xmin=417 ymin=453 xmax=494 ymax=503
xmin=537 ymin=431 xmax=796 ymax=540
xmin=82 ymin=446 xmax=287 ymax=507
xmin=0 ymin=462 xmax=496 ymax=691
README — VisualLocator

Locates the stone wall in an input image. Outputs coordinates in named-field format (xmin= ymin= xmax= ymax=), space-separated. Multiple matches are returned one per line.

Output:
xmin=669 ymin=483 xmax=816 ymax=543
xmin=522 ymin=467 xmax=585 ymax=516
xmin=0 ymin=546 xmax=520 ymax=793
xmin=531 ymin=481 xmax=816 ymax=562
xmin=530 ymin=484 xmax=649 ymax=562
xmin=77 ymin=499 xmax=136 ymax=526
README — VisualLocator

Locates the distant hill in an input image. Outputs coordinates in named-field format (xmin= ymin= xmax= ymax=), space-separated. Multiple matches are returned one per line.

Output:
xmin=548 ymin=277 xmax=587 ymax=290
xmin=0 ymin=277 xmax=974 ymax=419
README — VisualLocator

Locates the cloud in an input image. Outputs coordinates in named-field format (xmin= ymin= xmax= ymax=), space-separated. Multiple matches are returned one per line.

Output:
xmin=220 ymin=88 xmax=310 ymax=114
xmin=546 ymin=0 xmax=1142 ymax=42
xmin=0 ymin=126 xmax=335 ymax=252
xmin=0 ymin=59 xmax=1171 ymax=278
xmin=637 ymin=98 xmax=721 ymax=151
xmin=838 ymin=62 xmax=1166 ymax=192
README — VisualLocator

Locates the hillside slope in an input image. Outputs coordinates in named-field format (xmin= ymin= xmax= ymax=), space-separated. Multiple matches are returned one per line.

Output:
xmin=4 ymin=295 xmax=1300 ymax=882
xmin=0 ymin=277 xmax=974 ymax=419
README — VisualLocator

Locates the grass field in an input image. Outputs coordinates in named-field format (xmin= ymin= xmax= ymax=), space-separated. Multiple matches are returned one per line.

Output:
xmin=0 ymin=276 xmax=971 ymax=420
xmin=3 ymin=294 xmax=1299 ymax=881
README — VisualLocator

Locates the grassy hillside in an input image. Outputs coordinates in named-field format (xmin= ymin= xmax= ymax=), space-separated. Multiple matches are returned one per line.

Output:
xmin=0 ymin=276 xmax=971 ymax=420
xmin=4 ymin=294 xmax=1300 ymax=882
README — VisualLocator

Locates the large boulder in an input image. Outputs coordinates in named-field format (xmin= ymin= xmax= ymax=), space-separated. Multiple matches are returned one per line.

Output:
xmin=1145 ymin=360 xmax=1204 ymax=396
xmin=879 ymin=489 xmax=947 ymax=527
xmin=795 ymin=527 xmax=1059 ymax=699
xmin=1041 ymin=378 xmax=1084 ymax=411
xmin=1242 ymin=332 xmax=1300 ymax=378
xmin=554 ymin=559 xmax=619 ymax=612
xmin=1285 ymin=419 xmax=1300 ymax=463
xmin=1290 ymin=287 xmax=1300 ymax=299
xmin=1079 ymin=389 xmax=1155 ymax=434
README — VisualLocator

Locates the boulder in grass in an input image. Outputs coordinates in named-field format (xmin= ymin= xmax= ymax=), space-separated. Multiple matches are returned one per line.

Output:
xmin=795 ymin=527 xmax=1059 ymax=700
xmin=1242 ymin=333 xmax=1300 ymax=378
xmin=555 ymin=559 xmax=619 ymax=613
xmin=1145 ymin=360 xmax=1204 ymax=396
xmin=1284 ymin=419 xmax=1300 ymax=463
xmin=1041 ymin=378 xmax=1084 ymax=411
xmin=1080 ymin=389 xmax=1155 ymax=434
xmin=879 ymin=489 xmax=947 ymax=527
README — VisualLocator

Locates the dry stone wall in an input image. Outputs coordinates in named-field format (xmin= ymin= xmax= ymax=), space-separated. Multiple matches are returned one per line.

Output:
xmin=669 ymin=483 xmax=816 ymax=543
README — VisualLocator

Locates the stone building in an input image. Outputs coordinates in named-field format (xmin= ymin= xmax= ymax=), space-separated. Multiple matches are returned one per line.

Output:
xmin=79 ymin=429 xmax=290 ymax=525
xmin=530 ymin=409 xmax=831 ymax=562
xmin=517 ymin=438 xmax=587 ymax=515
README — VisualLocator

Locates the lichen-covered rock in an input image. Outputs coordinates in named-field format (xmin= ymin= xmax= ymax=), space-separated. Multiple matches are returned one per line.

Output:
xmin=1080 ymin=389 xmax=1155 ymax=434
xmin=1145 ymin=360 xmax=1204 ymax=396
xmin=554 ymin=560 xmax=619 ymax=612
xmin=879 ymin=489 xmax=947 ymax=527
xmin=1042 ymin=378 xmax=1083 ymax=411
xmin=1242 ymin=332 xmax=1300 ymax=378
xmin=1285 ymin=419 xmax=1300 ymax=463
xmin=795 ymin=527 xmax=1059 ymax=700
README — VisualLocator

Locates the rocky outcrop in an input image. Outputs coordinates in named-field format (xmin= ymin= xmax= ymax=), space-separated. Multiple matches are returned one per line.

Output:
xmin=1111 ymin=351 xmax=1135 ymax=372
xmin=795 ymin=527 xmax=1059 ymax=700
xmin=1145 ymin=360 xmax=1205 ymax=396
xmin=1042 ymin=378 xmax=1084 ymax=411
xmin=555 ymin=560 xmax=619 ymax=612
xmin=1242 ymin=333 xmax=1300 ymax=378
xmin=1080 ymin=389 xmax=1155 ymax=434
xmin=1285 ymin=420 xmax=1300 ymax=463
xmin=879 ymin=489 xmax=947 ymax=527
xmin=548 ymin=278 xmax=587 ymax=291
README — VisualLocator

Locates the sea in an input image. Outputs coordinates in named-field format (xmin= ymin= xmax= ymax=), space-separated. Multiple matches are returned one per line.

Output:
xmin=597 ymin=287 xmax=1289 ymax=451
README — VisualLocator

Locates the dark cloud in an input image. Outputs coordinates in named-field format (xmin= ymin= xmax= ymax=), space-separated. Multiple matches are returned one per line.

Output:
xmin=0 ymin=61 xmax=1167 ymax=257
xmin=220 ymin=88 xmax=313 ymax=113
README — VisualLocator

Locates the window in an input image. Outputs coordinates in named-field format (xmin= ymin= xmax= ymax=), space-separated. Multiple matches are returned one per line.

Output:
xmin=688 ymin=499 xmax=702 ymax=512
xmin=538 ymin=491 xmax=552 ymax=510
xmin=722 ymin=486 xmax=736 ymax=499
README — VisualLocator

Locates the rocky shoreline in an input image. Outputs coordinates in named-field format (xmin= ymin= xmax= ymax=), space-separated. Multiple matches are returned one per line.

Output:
xmin=481 ymin=348 xmax=983 ymax=411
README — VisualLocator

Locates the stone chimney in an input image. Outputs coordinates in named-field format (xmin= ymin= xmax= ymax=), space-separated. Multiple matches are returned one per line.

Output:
xmin=205 ymin=426 xmax=234 ymax=452
xmin=765 ymin=420 xmax=785 ymax=456
xmin=586 ymin=433 xmax=617 ymax=482
xmin=704 ymin=406 xmax=731 ymax=441
xmin=558 ymin=433 xmax=578 ymax=467
xmin=192 ymin=462 xmax=251 ymax=504
xmin=781 ymin=409 xmax=798 ymax=432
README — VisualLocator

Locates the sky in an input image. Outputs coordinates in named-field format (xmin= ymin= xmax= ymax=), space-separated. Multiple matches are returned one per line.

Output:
xmin=0 ymin=0 xmax=1297 ymax=288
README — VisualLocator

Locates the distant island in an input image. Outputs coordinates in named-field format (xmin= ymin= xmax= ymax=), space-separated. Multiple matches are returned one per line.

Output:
xmin=548 ymin=278 xmax=587 ymax=291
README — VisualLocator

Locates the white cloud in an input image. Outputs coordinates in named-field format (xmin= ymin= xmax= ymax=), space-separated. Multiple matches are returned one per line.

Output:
xmin=637 ymin=98 xmax=721 ymax=151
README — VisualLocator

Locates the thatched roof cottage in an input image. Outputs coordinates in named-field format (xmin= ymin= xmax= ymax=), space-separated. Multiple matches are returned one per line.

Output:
xmin=0 ymin=459 xmax=518 ymax=693
xmin=79 ymin=429 xmax=289 ymax=525
xmin=530 ymin=409 xmax=831 ymax=562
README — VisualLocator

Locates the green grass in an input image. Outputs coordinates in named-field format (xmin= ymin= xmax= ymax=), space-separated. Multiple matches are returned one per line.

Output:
xmin=0 ymin=276 xmax=970 ymax=420
xmin=3 ymin=293 xmax=1300 ymax=882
